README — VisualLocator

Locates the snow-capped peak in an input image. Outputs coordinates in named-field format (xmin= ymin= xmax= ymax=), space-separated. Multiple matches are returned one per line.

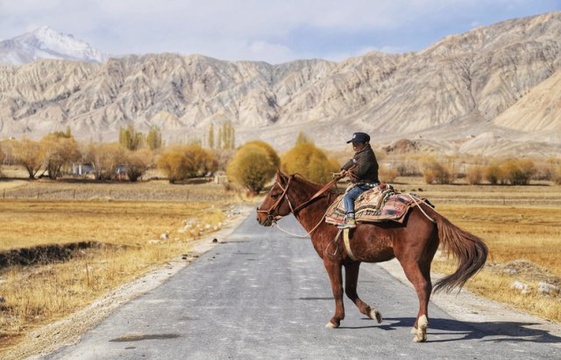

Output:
xmin=0 ymin=26 xmax=108 ymax=65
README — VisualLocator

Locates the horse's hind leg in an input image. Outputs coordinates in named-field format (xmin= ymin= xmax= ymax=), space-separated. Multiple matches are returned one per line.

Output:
xmin=344 ymin=262 xmax=382 ymax=323
xmin=399 ymin=260 xmax=432 ymax=342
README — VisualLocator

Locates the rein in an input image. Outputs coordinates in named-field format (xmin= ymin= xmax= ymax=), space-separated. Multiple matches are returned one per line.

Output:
xmin=258 ymin=175 xmax=340 ymax=237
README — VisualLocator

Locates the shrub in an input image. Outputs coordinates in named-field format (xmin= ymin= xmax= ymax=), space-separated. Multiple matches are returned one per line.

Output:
xmin=124 ymin=149 xmax=153 ymax=182
xmin=83 ymin=143 xmax=126 ymax=181
xmin=281 ymin=143 xmax=339 ymax=184
xmin=227 ymin=142 xmax=278 ymax=195
xmin=420 ymin=157 xmax=453 ymax=184
xmin=157 ymin=145 xmax=215 ymax=183
xmin=243 ymin=140 xmax=281 ymax=169
xmin=484 ymin=163 xmax=503 ymax=185
xmin=41 ymin=134 xmax=81 ymax=179
xmin=379 ymin=164 xmax=399 ymax=183
xmin=466 ymin=165 xmax=483 ymax=185
xmin=500 ymin=159 xmax=536 ymax=185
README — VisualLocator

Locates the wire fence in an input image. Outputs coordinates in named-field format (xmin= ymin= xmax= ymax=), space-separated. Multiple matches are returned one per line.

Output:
xmin=0 ymin=181 xmax=237 ymax=203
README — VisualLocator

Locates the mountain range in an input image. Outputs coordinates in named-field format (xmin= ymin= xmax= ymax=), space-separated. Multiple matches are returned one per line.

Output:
xmin=0 ymin=14 xmax=560 ymax=156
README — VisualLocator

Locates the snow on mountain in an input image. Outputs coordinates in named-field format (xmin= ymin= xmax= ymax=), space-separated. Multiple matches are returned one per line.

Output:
xmin=0 ymin=26 xmax=108 ymax=65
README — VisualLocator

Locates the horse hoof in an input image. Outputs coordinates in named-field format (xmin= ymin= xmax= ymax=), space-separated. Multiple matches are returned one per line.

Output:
xmin=410 ymin=327 xmax=417 ymax=334
xmin=412 ymin=315 xmax=428 ymax=342
xmin=325 ymin=321 xmax=339 ymax=329
xmin=369 ymin=309 xmax=383 ymax=323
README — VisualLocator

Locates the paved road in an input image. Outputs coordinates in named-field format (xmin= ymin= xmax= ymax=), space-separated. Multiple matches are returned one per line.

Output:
xmin=47 ymin=215 xmax=561 ymax=360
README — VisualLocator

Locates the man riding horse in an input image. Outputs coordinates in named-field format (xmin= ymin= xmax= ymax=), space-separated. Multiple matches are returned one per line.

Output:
xmin=337 ymin=132 xmax=380 ymax=229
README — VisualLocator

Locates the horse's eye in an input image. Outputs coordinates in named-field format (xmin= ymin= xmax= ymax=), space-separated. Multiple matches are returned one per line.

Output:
xmin=271 ymin=193 xmax=280 ymax=200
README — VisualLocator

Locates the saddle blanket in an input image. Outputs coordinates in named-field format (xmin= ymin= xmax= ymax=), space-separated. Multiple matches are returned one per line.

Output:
xmin=325 ymin=184 xmax=427 ymax=225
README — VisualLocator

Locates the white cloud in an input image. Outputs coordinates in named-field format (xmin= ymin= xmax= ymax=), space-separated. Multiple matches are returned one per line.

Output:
xmin=1 ymin=0 xmax=559 ymax=63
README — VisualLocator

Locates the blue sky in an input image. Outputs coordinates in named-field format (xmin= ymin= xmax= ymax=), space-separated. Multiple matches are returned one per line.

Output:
xmin=1 ymin=0 xmax=560 ymax=64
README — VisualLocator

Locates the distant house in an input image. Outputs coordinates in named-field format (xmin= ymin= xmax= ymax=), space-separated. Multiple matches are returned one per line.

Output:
xmin=115 ymin=165 xmax=127 ymax=180
xmin=72 ymin=163 xmax=94 ymax=176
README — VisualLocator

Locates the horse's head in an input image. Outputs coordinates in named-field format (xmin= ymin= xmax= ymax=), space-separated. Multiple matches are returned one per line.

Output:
xmin=256 ymin=170 xmax=295 ymax=227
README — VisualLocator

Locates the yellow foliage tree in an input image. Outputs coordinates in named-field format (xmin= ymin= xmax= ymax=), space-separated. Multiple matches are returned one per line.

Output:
xmin=157 ymin=145 xmax=216 ymax=183
xmin=124 ymin=148 xmax=153 ymax=182
xmin=11 ymin=138 xmax=44 ymax=179
xmin=41 ymin=133 xmax=81 ymax=179
xmin=227 ymin=142 xmax=278 ymax=194
xmin=281 ymin=143 xmax=339 ymax=184
xmin=419 ymin=156 xmax=453 ymax=184
xmin=83 ymin=143 xmax=125 ymax=181
xmin=243 ymin=140 xmax=281 ymax=169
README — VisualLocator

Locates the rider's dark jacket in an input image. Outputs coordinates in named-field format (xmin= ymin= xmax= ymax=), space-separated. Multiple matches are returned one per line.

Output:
xmin=340 ymin=144 xmax=379 ymax=185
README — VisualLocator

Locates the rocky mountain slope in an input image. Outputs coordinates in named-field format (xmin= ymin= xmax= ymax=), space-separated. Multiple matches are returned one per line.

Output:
xmin=0 ymin=13 xmax=560 ymax=156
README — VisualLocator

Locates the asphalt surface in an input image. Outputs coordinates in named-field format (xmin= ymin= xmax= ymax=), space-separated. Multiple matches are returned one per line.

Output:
xmin=46 ymin=214 xmax=561 ymax=360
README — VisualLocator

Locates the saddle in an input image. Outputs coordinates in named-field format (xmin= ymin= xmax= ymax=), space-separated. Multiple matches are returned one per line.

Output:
xmin=325 ymin=184 xmax=430 ymax=225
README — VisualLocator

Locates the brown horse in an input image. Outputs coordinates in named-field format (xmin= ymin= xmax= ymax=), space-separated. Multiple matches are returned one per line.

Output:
xmin=256 ymin=171 xmax=488 ymax=342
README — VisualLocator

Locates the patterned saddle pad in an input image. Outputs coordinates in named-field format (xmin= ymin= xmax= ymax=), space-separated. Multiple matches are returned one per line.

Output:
xmin=325 ymin=184 xmax=426 ymax=225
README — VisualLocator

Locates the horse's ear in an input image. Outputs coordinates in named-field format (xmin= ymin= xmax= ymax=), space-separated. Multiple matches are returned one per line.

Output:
xmin=276 ymin=169 xmax=287 ymax=183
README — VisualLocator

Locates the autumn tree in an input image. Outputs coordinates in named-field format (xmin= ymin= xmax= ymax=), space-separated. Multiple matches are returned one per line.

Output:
xmin=124 ymin=148 xmax=153 ymax=182
xmin=281 ymin=142 xmax=339 ymax=184
xmin=227 ymin=141 xmax=279 ymax=194
xmin=157 ymin=145 xmax=216 ymax=183
xmin=218 ymin=121 xmax=236 ymax=150
xmin=83 ymin=143 xmax=126 ymax=180
xmin=244 ymin=140 xmax=280 ymax=169
xmin=207 ymin=124 xmax=215 ymax=149
xmin=500 ymin=159 xmax=536 ymax=185
xmin=554 ymin=164 xmax=561 ymax=185
xmin=295 ymin=131 xmax=312 ymax=146
xmin=419 ymin=156 xmax=453 ymax=184
xmin=119 ymin=124 xmax=145 ymax=151
xmin=40 ymin=133 xmax=81 ymax=179
xmin=466 ymin=165 xmax=484 ymax=185
xmin=146 ymin=126 xmax=163 ymax=151
xmin=484 ymin=162 xmax=504 ymax=185
xmin=11 ymin=138 xmax=44 ymax=179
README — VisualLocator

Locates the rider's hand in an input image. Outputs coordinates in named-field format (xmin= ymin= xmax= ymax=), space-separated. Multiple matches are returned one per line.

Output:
xmin=332 ymin=171 xmax=346 ymax=179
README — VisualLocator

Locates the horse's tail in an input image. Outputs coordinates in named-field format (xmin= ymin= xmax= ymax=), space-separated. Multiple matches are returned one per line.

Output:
xmin=432 ymin=210 xmax=488 ymax=293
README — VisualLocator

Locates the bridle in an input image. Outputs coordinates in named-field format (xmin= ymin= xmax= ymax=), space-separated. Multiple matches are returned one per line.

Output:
xmin=256 ymin=174 xmax=340 ymax=234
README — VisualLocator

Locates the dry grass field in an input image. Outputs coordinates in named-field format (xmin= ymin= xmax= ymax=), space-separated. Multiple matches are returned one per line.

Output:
xmin=0 ymin=171 xmax=560 ymax=355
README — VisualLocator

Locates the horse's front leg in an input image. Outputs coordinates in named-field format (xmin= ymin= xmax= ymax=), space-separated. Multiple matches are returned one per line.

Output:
xmin=323 ymin=259 xmax=345 ymax=328
xmin=344 ymin=262 xmax=383 ymax=323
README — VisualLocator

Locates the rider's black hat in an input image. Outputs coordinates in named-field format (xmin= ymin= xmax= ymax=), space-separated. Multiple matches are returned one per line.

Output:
xmin=346 ymin=132 xmax=370 ymax=144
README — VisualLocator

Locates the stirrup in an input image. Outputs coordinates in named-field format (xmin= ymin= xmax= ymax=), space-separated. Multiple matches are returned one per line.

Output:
xmin=338 ymin=219 xmax=356 ymax=229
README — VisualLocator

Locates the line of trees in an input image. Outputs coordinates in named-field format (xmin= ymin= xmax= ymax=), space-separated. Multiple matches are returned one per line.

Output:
xmin=414 ymin=155 xmax=561 ymax=185
xmin=1 ymin=126 xmax=163 ymax=181
xmin=1 ymin=127 xmax=560 ymax=193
